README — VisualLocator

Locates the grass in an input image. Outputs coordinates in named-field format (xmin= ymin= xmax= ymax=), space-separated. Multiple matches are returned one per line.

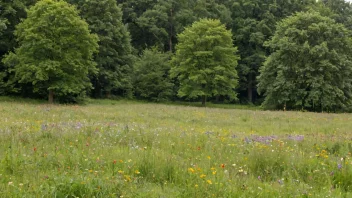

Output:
xmin=0 ymin=98 xmax=352 ymax=197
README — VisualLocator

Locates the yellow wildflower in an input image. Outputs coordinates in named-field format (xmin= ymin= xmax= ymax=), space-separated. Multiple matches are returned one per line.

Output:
xmin=124 ymin=175 xmax=131 ymax=182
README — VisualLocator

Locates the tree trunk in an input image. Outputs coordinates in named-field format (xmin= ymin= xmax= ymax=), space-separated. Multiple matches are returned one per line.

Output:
xmin=216 ymin=95 xmax=220 ymax=103
xmin=48 ymin=90 xmax=54 ymax=104
xmin=247 ymin=73 xmax=253 ymax=103
xmin=169 ymin=8 xmax=173 ymax=52
xmin=201 ymin=95 xmax=206 ymax=107
xmin=106 ymin=90 xmax=111 ymax=98
xmin=94 ymin=79 xmax=102 ymax=98
xmin=247 ymin=86 xmax=253 ymax=104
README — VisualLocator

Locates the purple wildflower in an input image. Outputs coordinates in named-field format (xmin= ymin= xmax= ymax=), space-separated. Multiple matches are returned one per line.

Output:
xmin=338 ymin=164 xmax=342 ymax=170
xmin=287 ymin=135 xmax=304 ymax=141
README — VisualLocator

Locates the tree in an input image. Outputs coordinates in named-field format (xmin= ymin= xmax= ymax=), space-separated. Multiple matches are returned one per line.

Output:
xmin=134 ymin=49 xmax=174 ymax=101
xmin=67 ymin=0 xmax=134 ymax=98
xmin=319 ymin=0 xmax=352 ymax=30
xmin=2 ymin=0 xmax=98 ymax=103
xmin=258 ymin=11 xmax=352 ymax=111
xmin=117 ymin=0 xmax=232 ymax=53
xmin=0 ymin=0 xmax=36 ymax=59
xmin=0 ymin=0 xmax=37 ymax=94
xmin=229 ymin=0 xmax=316 ymax=103
xmin=171 ymin=19 xmax=239 ymax=106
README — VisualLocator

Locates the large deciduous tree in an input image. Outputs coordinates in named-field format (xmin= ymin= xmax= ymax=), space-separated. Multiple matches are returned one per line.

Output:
xmin=229 ymin=0 xmax=316 ymax=103
xmin=2 ymin=0 xmax=98 ymax=103
xmin=258 ymin=11 xmax=352 ymax=111
xmin=171 ymin=19 xmax=239 ymax=106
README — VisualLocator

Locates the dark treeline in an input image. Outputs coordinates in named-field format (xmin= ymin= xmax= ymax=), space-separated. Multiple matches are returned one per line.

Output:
xmin=1 ymin=0 xmax=352 ymax=111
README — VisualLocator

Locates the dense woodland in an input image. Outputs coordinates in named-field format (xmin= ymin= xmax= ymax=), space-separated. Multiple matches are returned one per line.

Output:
xmin=1 ymin=0 xmax=352 ymax=111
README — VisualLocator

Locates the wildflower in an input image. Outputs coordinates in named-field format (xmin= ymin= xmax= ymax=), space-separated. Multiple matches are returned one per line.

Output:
xmin=232 ymin=164 xmax=236 ymax=167
xmin=221 ymin=164 xmax=225 ymax=168
xmin=206 ymin=180 xmax=212 ymax=185
xmin=338 ymin=164 xmax=342 ymax=170
xmin=135 ymin=170 xmax=140 ymax=174
xmin=319 ymin=150 xmax=329 ymax=158
xmin=200 ymin=174 xmax=206 ymax=178
xmin=212 ymin=171 xmax=217 ymax=175
xmin=278 ymin=179 xmax=284 ymax=185
xmin=210 ymin=167 xmax=216 ymax=171
xmin=188 ymin=168 xmax=195 ymax=173
xmin=258 ymin=176 xmax=261 ymax=180
xmin=119 ymin=160 xmax=123 ymax=163
xmin=8 ymin=182 xmax=13 ymax=186
xmin=207 ymin=156 xmax=211 ymax=160
xmin=124 ymin=175 xmax=131 ymax=182
xmin=118 ymin=170 xmax=124 ymax=174
xmin=89 ymin=170 xmax=93 ymax=173
xmin=195 ymin=184 xmax=199 ymax=188
xmin=224 ymin=170 xmax=229 ymax=177
xmin=113 ymin=160 xmax=117 ymax=164
xmin=33 ymin=147 xmax=37 ymax=152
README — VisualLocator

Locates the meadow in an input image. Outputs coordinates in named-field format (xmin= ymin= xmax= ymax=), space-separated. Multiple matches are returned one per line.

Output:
xmin=0 ymin=99 xmax=352 ymax=197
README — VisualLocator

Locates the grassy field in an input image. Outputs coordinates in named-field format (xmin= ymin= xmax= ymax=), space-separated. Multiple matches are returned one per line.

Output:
xmin=1 ymin=99 xmax=352 ymax=197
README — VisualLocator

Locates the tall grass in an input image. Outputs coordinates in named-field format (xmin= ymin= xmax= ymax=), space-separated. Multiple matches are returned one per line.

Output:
xmin=0 ymin=99 xmax=351 ymax=197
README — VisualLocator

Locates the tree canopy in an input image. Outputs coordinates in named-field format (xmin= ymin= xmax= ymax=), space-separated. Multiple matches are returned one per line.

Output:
xmin=258 ymin=11 xmax=352 ymax=111
xmin=134 ymin=49 xmax=174 ymax=102
xmin=2 ymin=0 xmax=98 ymax=103
xmin=0 ymin=0 xmax=352 ymax=111
xmin=171 ymin=18 xmax=239 ymax=106
xmin=68 ymin=0 xmax=133 ymax=98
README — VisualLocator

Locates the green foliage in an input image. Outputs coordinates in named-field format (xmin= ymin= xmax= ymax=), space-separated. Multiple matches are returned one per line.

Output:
xmin=0 ymin=0 xmax=37 ymax=94
xmin=230 ymin=0 xmax=316 ymax=103
xmin=0 ymin=0 xmax=36 ymax=57
xmin=118 ymin=0 xmax=172 ymax=51
xmin=134 ymin=49 xmax=174 ymax=102
xmin=67 ymin=0 xmax=134 ymax=98
xmin=319 ymin=0 xmax=352 ymax=30
xmin=2 ymin=0 xmax=98 ymax=102
xmin=0 ymin=19 xmax=6 ymax=36
xmin=258 ymin=11 xmax=352 ymax=111
xmin=171 ymin=19 xmax=239 ymax=106
xmin=118 ymin=0 xmax=233 ymax=52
